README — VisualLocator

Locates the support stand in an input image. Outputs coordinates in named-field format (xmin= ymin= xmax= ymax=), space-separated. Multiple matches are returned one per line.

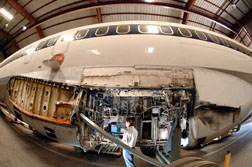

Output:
xmin=171 ymin=117 xmax=181 ymax=162
xmin=163 ymin=110 xmax=182 ymax=164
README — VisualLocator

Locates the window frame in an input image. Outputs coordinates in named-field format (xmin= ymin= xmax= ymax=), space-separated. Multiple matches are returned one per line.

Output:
xmin=95 ymin=26 xmax=109 ymax=36
xmin=36 ymin=40 xmax=46 ymax=51
xmin=195 ymin=31 xmax=207 ymax=40
xmin=219 ymin=38 xmax=230 ymax=47
xmin=47 ymin=36 xmax=59 ymax=47
xmin=208 ymin=34 xmax=220 ymax=44
xmin=75 ymin=29 xmax=89 ymax=39
xmin=178 ymin=28 xmax=192 ymax=38
xmin=159 ymin=26 xmax=174 ymax=35
xmin=116 ymin=25 xmax=130 ymax=34
xmin=138 ymin=25 xmax=160 ymax=34
xmin=236 ymin=44 xmax=245 ymax=53
xmin=229 ymin=41 xmax=238 ymax=50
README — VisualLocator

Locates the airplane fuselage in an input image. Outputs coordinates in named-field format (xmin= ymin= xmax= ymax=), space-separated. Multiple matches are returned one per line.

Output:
xmin=0 ymin=21 xmax=252 ymax=149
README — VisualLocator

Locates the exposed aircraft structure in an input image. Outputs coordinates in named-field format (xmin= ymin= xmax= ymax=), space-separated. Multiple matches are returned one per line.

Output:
xmin=0 ymin=21 xmax=252 ymax=166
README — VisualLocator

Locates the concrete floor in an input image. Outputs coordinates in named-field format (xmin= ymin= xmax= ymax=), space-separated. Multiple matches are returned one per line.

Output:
xmin=1 ymin=112 xmax=252 ymax=167
xmin=200 ymin=122 xmax=252 ymax=167
xmin=181 ymin=120 xmax=252 ymax=167
xmin=0 ymin=113 xmax=154 ymax=167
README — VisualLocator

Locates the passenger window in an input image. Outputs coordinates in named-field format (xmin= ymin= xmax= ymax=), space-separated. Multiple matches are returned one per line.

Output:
xmin=116 ymin=25 xmax=130 ymax=34
xmin=75 ymin=29 xmax=89 ymax=39
xmin=229 ymin=41 xmax=238 ymax=50
xmin=195 ymin=31 xmax=207 ymax=40
xmin=159 ymin=26 xmax=173 ymax=35
xmin=219 ymin=38 xmax=230 ymax=47
xmin=235 ymin=43 xmax=243 ymax=52
xmin=178 ymin=28 xmax=192 ymax=37
xmin=242 ymin=48 xmax=248 ymax=55
xmin=241 ymin=47 xmax=247 ymax=54
xmin=237 ymin=44 xmax=245 ymax=53
xmin=47 ymin=36 xmax=59 ymax=47
xmin=238 ymin=45 xmax=251 ymax=56
xmin=139 ymin=25 xmax=159 ymax=34
xmin=95 ymin=27 xmax=109 ymax=36
xmin=36 ymin=40 xmax=46 ymax=50
xmin=244 ymin=48 xmax=252 ymax=56
xmin=209 ymin=34 xmax=219 ymax=44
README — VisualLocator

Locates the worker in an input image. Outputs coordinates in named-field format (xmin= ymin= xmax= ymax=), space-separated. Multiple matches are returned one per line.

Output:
xmin=122 ymin=117 xmax=138 ymax=167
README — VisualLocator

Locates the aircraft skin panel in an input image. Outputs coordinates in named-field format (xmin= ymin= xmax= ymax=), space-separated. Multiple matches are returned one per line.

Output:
xmin=17 ymin=67 xmax=84 ymax=85
xmin=63 ymin=35 xmax=252 ymax=75
xmin=191 ymin=68 xmax=252 ymax=145
xmin=0 ymin=46 xmax=54 ymax=79
xmin=81 ymin=66 xmax=193 ymax=88
xmin=20 ymin=112 xmax=79 ymax=146
xmin=194 ymin=68 xmax=252 ymax=107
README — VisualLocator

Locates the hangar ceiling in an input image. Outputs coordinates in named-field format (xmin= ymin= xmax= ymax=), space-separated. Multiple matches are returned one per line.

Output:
xmin=0 ymin=0 xmax=251 ymax=59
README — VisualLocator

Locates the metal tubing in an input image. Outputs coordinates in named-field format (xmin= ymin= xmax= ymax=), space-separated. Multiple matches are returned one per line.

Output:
xmin=157 ymin=149 xmax=170 ymax=164
xmin=79 ymin=113 xmax=168 ymax=167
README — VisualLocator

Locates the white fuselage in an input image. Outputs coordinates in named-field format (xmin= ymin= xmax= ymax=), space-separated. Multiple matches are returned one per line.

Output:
xmin=1 ymin=21 xmax=252 ymax=148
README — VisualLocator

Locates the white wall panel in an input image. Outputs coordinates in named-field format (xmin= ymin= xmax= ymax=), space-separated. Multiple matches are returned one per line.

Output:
xmin=208 ymin=0 xmax=226 ymax=7
xmin=17 ymin=31 xmax=38 ymax=49
xmin=195 ymin=0 xmax=219 ymax=14
xmin=103 ymin=14 xmax=181 ymax=23
xmin=214 ymin=24 xmax=231 ymax=36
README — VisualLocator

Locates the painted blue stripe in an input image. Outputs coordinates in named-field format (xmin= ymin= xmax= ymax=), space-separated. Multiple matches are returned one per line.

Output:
xmin=73 ymin=24 xmax=250 ymax=57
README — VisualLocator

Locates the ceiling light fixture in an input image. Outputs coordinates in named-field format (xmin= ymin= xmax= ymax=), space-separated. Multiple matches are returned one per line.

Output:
xmin=147 ymin=47 xmax=154 ymax=53
xmin=232 ymin=4 xmax=237 ymax=9
xmin=0 ymin=8 xmax=13 ymax=21
xmin=22 ymin=26 xmax=27 ymax=31
xmin=231 ymin=0 xmax=237 ymax=9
